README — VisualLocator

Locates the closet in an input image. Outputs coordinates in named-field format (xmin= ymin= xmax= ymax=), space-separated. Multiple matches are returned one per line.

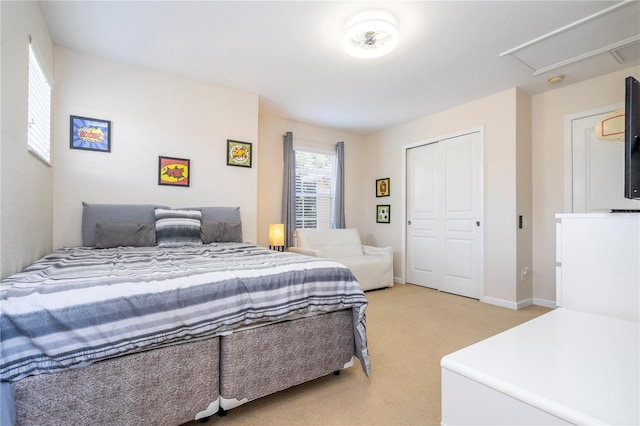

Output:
xmin=405 ymin=129 xmax=484 ymax=298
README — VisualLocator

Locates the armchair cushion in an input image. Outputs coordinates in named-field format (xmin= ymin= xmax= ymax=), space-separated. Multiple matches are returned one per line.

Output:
xmin=363 ymin=245 xmax=393 ymax=256
xmin=288 ymin=247 xmax=321 ymax=257
xmin=321 ymin=244 xmax=363 ymax=259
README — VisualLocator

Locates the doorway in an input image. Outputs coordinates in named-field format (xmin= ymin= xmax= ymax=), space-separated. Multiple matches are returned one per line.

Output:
xmin=565 ymin=105 xmax=640 ymax=212
xmin=404 ymin=129 xmax=484 ymax=299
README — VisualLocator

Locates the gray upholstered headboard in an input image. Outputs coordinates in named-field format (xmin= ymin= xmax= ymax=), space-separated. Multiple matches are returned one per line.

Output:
xmin=81 ymin=203 xmax=166 ymax=247
xmin=182 ymin=206 xmax=241 ymax=224
xmin=81 ymin=202 xmax=241 ymax=247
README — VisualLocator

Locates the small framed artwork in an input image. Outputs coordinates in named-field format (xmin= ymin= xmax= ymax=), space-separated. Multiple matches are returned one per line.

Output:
xmin=226 ymin=140 xmax=252 ymax=168
xmin=158 ymin=156 xmax=190 ymax=187
xmin=376 ymin=205 xmax=391 ymax=223
xmin=70 ymin=115 xmax=111 ymax=152
xmin=376 ymin=178 xmax=390 ymax=197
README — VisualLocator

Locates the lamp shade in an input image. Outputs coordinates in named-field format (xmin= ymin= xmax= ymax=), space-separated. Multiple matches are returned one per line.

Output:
xmin=269 ymin=223 xmax=285 ymax=247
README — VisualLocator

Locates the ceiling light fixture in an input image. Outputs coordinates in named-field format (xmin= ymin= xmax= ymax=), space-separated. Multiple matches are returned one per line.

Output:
xmin=547 ymin=74 xmax=565 ymax=84
xmin=343 ymin=11 xmax=398 ymax=59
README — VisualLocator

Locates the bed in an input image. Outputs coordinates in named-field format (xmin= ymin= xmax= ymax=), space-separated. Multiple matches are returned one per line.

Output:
xmin=0 ymin=203 xmax=370 ymax=425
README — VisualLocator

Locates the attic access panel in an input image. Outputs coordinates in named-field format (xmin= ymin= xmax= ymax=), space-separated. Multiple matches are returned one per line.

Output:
xmin=501 ymin=1 xmax=640 ymax=76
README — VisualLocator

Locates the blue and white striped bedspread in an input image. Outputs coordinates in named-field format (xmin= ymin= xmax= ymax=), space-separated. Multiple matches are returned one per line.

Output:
xmin=0 ymin=243 xmax=370 ymax=382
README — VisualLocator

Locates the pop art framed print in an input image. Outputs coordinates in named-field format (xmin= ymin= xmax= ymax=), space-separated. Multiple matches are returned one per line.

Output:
xmin=158 ymin=156 xmax=190 ymax=187
xmin=70 ymin=115 xmax=111 ymax=152
xmin=376 ymin=205 xmax=390 ymax=223
xmin=226 ymin=140 xmax=252 ymax=168
xmin=376 ymin=177 xmax=390 ymax=197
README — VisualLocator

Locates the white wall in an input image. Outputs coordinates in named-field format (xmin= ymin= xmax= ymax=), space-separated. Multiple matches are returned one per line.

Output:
xmin=363 ymin=89 xmax=524 ymax=306
xmin=531 ymin=65 xmax=640 ymax=305
xmin=0 ymin=1 xmax=54 ymax=279
xmin=257 ymin=114 xmax=366 ymax=247
xmin=52 ymin=47 xmax=259 ymax=247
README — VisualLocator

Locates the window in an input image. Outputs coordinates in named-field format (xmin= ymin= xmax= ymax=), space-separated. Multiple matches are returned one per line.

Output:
xmin=28 ymin=39 xmax=53 ymax=165
xmin=295 ymin=149 xmax=335 ymax=229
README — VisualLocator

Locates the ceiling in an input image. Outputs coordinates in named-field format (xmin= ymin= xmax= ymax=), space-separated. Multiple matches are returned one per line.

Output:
xmin=40 ymin=1 xmax=640 ymax=135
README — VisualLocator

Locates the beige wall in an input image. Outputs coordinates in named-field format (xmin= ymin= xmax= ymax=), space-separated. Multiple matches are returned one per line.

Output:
xmin=516 ymin=89 xmax=533 ymax=304
xmin=1 ymin=1 xmax=54 ymax=279
xmin=257 ymin=114 xmax=366 ymax=247
xmin=52 ymin=47 xmax=259 ymax=247
xmin=363 ymin=89 xmax=524 ymax=307
xmin=531 ymin=65 xmax=640 ymax=305
xmin=3 ymin=8 xmax=637 ymax=307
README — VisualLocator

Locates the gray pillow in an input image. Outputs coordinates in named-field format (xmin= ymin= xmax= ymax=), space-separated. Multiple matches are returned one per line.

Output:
xmin=155 ymin=208 xmax=202 ymax=247
xmin=94 ymin=223 xmax=156 ymax=248
xmin=82 ymin=202 xmax=169 ymax=247
xmin=201 ymin=222 xmax=243 ymax=243
xmin=181 ymin=207 xmax=241 ymax=224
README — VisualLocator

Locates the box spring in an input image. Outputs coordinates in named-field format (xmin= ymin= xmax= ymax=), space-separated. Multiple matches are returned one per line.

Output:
xmin=219 ymin=309 xmax=354 ymax=410
xmin=12 ymin=337 xmax=220 ymax=426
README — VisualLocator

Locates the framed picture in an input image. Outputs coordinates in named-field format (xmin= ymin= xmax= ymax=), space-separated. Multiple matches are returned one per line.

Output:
xmin=158 ymin=156 xmax=190 ymax=187
xmin=376 ymin=178 xmax=390 ymax=197
xmin=376 ymin=205 xmax=391 ymax=223
xmin=226 ymin=140 xmax=252 ymax=168
xmin=70 ymin=115 xmax=111 ymax=152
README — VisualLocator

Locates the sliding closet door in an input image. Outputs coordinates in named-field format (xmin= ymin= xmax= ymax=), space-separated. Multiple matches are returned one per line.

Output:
xmin=406 ymin=130 xmax=483 ymax=299
xmin=406 ymin=141 xmax=440 ymax=289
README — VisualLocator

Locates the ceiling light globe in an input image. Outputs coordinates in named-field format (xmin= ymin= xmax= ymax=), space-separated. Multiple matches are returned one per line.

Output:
xmin=343 ymin=18 xmax=398 ymax=59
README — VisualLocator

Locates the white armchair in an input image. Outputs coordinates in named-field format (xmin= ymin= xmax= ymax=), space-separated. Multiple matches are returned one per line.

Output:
xmin=289 ymin=228 xmax=393 ymax=291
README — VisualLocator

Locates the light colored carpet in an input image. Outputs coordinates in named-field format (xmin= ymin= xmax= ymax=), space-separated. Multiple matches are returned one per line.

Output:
xmin=187 ymin=283 xmax=550 ymax=426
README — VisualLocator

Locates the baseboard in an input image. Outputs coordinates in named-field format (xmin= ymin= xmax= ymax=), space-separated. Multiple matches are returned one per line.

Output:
xmin=516 ymin=298 xmax=534 ymax=309
xmin=483 ymin=296 xmax=557 ymax=310
xmin=481 ymin=296 xmax=518 ymax=310
xmin=402 ymin=283 xmax=555 ymax=310
xmin=533 ymin=297 xmax=557 ymax=309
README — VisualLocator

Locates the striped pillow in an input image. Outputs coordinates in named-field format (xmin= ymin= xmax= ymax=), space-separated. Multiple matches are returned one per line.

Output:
xmin=155 ymin=208 xmax=202 ymax=247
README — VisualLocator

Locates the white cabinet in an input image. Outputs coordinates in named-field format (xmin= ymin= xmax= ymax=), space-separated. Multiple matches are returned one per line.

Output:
xmin=555 ymin=213 xmax=639 ymax=322
xmin=441 ymin=309 xmax=639 ymax=425
xmin=440 ymin=213 xmax=639 ymax=425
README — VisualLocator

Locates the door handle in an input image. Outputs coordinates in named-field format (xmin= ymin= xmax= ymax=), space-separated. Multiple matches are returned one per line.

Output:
xmin=476 ymin=221 xmax=480 ymax=227
xmin=408 ymin=220 xmax=412 ymax=225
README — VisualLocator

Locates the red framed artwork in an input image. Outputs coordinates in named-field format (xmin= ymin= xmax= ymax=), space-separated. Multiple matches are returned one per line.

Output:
xmin=158 ymin=156 xmax=190 ymax=187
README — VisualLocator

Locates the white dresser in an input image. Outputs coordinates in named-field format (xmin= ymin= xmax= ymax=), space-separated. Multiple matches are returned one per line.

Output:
xmin=441 ymin=213 xmax=639 ymax=425
xmin=555 ymin=213 xmax=639 ymax=322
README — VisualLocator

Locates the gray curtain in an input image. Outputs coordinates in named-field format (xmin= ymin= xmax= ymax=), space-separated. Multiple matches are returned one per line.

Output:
xmin=281 ymin=132 xmax=296 ymax=248
xmin=332 ymin=141 xmax=346 ymax=229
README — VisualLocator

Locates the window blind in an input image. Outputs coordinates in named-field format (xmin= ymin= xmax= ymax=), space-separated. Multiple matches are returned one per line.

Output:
xmin=295 ymin=149 xmax=335 ymax=229
xmin=28 ymin=41 xmax=52 ymax=165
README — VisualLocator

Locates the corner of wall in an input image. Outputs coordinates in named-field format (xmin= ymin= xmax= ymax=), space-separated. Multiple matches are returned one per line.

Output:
xmin=515 ymin=89 xmax=533 ymax=303
xmin=1 ymin=0 xmax=55 ymax=279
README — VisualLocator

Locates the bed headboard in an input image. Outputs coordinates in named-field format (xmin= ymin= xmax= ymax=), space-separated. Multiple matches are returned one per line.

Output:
xmin=81 ymin=202 xmax=242 ymax=247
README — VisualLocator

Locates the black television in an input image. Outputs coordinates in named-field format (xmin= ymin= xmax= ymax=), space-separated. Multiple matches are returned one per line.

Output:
xmin=624 ymin=75 xmax=640 ymax=200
